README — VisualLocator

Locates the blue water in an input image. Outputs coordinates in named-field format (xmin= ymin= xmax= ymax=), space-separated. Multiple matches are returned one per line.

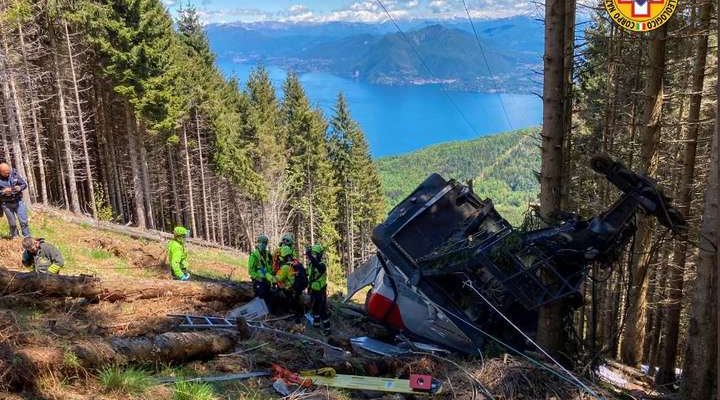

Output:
xmin=217 ymin=60 xmax=542 ymax=157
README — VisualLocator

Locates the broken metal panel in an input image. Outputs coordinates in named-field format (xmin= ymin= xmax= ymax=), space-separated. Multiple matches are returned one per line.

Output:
xmin=350 ymin=336 xmax=407 ymax=357
xmin=344 ymin=255 xmax=382 ymax=302
xmin=226 ymin=297 xmax=269 ymax=321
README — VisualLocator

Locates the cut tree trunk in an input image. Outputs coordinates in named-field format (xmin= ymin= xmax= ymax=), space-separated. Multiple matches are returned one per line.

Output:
xmin=13 ymin=330 xmax=243 ymax=388
xmin=0 ymin=268 xmax=252 ymax=303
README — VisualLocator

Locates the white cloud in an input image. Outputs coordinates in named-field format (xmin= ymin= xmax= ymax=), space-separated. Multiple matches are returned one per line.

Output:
xmin=163 ymin=0 xmax=177 ymax=7
xmin=429 ymin=0 xmax=452 ymax=12
xmin=198 ymin=0 xmax=535 ymax=25
xmin=198 ymin=7 xmax=273 ymax=24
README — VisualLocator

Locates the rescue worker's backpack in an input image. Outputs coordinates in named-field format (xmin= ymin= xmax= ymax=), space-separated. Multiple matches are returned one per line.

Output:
xmin=292 ymin=261 xmax=308 ymax=292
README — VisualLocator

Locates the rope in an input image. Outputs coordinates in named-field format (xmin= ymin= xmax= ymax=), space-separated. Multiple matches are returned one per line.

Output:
xmin=461 ymin=0 xmax=515 ymax=132
xmin=452 ymin=279 xmax=605 ymax=399
xmin=430 ymin=299 xmax=598 ymax=394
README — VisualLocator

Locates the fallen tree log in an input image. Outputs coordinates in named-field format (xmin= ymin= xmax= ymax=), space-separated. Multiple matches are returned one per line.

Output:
xmin=13 ymin=330 xmax=248 ymax=389
xmin=0 ymin=268 xmax=253 ymax=303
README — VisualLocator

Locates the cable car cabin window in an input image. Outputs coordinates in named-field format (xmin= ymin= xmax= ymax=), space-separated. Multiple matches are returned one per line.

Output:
xmin=391 ymin=182 xmax=480 ymax=264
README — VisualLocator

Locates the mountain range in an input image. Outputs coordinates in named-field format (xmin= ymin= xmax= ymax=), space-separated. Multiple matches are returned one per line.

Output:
xmin=205 ymin=17 xmax=543 ymax=93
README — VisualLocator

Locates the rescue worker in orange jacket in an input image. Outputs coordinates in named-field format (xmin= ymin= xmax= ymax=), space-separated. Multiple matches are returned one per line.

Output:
xmin=274 ymin=233 xmax=306 ymax=324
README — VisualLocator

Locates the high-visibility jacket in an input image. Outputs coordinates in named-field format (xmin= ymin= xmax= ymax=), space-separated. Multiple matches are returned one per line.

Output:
xmin=248 ymin=248 xmax=273 ymax=282
xmin=307 ymin=259 xmax=327 ymax=291
xmin=276 ymin=264 xmax=295 ymax=289
xmin=167 ymin=238 xmax=188 ymax=279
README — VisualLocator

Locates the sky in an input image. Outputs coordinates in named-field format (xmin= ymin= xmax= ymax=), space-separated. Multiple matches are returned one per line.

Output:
xmin=162 ymin=0 xmax=541 ymax=25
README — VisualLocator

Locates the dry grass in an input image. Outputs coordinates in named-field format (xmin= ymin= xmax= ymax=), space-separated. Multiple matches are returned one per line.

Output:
xmin=0 ymin=209 xmax=634 ymax=400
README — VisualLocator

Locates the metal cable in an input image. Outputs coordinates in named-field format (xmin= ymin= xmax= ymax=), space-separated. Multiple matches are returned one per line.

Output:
xmin=375 ymin=0 xmax=481 ymax=138
xmin=461 ymin=0 xmax=515 ymax=131
xmin=462 ymin=278 xmax=602 ymax=398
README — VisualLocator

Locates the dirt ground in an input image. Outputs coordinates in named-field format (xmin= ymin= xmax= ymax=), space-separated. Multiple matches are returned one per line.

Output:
xmin=0 ymin=210 xmax=663 ymax=400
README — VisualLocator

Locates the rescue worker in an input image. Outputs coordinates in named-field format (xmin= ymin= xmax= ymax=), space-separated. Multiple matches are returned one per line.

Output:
xmin=0 ymin=163 xmax=30 ymax=239
xmin=22 ymin=237 xmax=64 ymax=274
xmin=306 ymin=244 xmax=330 ymax=335
xmin=168 ymin=226 xmax=190 ymax=280
xmin=275 ymin=233 xmax=306 ymax=324
xmin=248 ymin=234 xmax=274 ymax=304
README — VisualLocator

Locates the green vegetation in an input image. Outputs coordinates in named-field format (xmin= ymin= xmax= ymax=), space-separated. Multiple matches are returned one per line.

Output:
xmin=173 ymin=381 xmax=217 ymax=400
xmin=376 ymin=128 xmax=540 ymax=225
xmin=99 ymin=366 xmax=153 ymax=394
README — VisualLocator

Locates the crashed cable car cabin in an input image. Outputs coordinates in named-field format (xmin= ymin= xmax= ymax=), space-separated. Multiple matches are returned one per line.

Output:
xmin=348 ymin=154 xmax=686 ymax=354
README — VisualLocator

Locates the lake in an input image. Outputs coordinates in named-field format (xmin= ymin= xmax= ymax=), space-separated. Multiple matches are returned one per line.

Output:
xmin=217 ymin=60 xmax=542 ymax=157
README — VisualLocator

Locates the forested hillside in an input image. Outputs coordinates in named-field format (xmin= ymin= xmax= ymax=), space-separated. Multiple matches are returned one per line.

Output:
xmin=537 ymin=0 xmax=717 ymax=396
xmin=377 ymin=129 xmax=540 ymax=225
xmin=0 ymin=1 xmax=384 ymax=278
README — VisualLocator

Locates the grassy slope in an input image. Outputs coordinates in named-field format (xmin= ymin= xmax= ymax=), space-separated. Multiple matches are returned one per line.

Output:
xmin=0 ymin=210 xmax=248 ymax=283
xmin=376 ymin=128 xmax=541 ymax=225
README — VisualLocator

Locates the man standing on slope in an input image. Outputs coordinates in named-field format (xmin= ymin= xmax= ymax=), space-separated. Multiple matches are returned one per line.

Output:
xmin=248 ymin=234 xmax=274 ymax=305
xmin=168 ymin=226 xmax=190 ymax=281
xmin=22 ymin=237 xmax=64 ymax=274
xmin=0 ymin=163 xmax=30 ymax=239
xmin=306 ymin=244 xmax=330 ymax=335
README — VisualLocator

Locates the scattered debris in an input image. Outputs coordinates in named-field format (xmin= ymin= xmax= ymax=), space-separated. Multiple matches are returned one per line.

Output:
xmin=351 ymin=336 xmax=408 ymax=357
xmin=226 ymin=297 xmax=269 ymax=321
xmin=272 ymin=364 xmax=313 ymax=388
xmin=272 ymin=378 xmax=292 ymax=396
xmin=351 ymin=336 xmax=451 ymax=357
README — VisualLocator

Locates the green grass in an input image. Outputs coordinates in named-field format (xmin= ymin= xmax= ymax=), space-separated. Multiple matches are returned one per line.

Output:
xmin=63 ymin=350 xmax=82 ymax=370
xmin=98 ymin=366 xmax=154 ymax=394
xmin=174 ymin=381 xmax=217 ymax=400
xmin=88 ymin=248 xmax=113 ymax=260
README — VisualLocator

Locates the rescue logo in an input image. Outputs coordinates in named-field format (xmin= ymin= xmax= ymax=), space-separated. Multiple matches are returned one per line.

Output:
xmin=604 ymin=0 xmax=677 ymax=32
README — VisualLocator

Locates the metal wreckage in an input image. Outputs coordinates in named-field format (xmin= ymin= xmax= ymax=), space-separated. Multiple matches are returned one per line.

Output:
xmin=346 ymin=154 xmax=687 ymax=354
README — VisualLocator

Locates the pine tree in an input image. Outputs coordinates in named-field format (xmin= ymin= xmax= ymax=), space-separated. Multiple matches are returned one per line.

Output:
xmin=329 ymin=93 xmax=384 ymax=274
xmin=282 ymin=73 xmax=340 ymax=271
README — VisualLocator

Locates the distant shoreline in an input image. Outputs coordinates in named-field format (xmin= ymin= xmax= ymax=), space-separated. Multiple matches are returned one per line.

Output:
xmin=373 ymin=127 xmax=541 ymax=160
xmin=220 ymin=58 xmax=540 ymax=95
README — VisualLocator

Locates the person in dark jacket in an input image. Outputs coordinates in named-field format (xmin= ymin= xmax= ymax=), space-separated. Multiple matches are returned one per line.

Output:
xmin=306 ymin=244 xmax=330 ymax=335
xmin=0 ymin=163 xmax=30 ymax=239
xmin=22 ymin=237 xmax=64 ymax=274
